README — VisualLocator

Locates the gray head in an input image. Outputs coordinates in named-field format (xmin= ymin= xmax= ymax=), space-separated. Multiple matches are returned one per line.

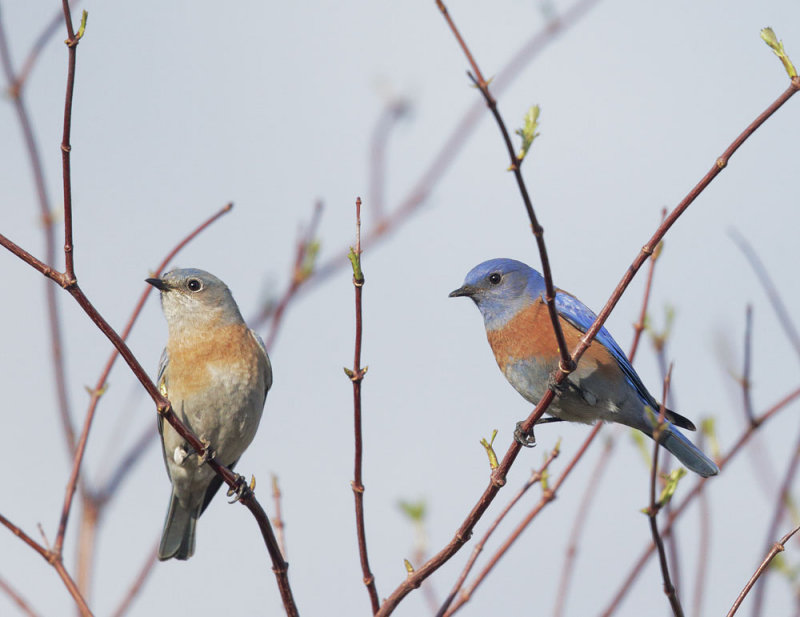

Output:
xmin=146 ymin=268 xmax=244 ymax=333
xmin=449 ymin=258 xmax=545 ymax=330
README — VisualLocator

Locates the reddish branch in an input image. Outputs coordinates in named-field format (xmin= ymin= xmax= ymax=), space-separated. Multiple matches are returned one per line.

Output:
xmin=748 ymin=423 xmax=800 ymax=616
xmin=346 ymin=197 xmax=380 ymax=613
xmin=109 ymin=542 xmax=159 ymax=617
xmin=264 ymin=201 xmax=323 ymax=350
xmin=727 ymin=522 xmax=800 ymax=617
xmin=646 ymin=365 xmax=684 ymax=617
xmin=444 ymin=424 xmax=603 ymax=616
xmin=271 ymin=475 xmax=288 ymax=559
xmin=0 ymin=575 xmax=40 ymax=617
xmin=600 ymin=385 xmax=800 ymax=616
xmin=552 ymin=436 xmax=615 ymax=617
xmin=437 ymin=446 xmax=561 ymax=617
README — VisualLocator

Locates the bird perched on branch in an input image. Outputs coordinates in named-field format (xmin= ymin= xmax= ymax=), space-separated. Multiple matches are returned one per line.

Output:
xmin=450 ymin=258 xmax=718 ymax=477
xmin=147 ymin=268 xmax=272 ymax=560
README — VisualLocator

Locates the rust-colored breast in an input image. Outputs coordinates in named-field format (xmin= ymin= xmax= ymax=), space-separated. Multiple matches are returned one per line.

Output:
xmin=165 ymin=322 xmax=261 ymax=398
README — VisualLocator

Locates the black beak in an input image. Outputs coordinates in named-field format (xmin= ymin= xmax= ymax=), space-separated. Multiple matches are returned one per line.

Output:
xmin=146 ymin=277 xmax=169 ymax=291
xmin=449 ymin=285 xmax=476 ymax=298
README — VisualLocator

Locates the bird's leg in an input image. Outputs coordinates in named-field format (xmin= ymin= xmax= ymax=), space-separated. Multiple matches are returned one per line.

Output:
xmin=515 ymin=416 xmax=565 ymax=448
xmin=195 ymin=439 xmax=216 ymax=465
xmin=514 ymin=421 xmax=536 ymax=447
xmin=227 ymin=474 xmax=253 ymax=503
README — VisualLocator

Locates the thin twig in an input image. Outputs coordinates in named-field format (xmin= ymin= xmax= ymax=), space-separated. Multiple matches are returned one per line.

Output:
xmin=553 ymin=436 xmax=615 ymax=617
xmin=741 ymin=305 xmax=756 ymax=424
xmin=109 ymin=542 xmax=159 ymax=617
xmin=730 ymin=230 xmax=800 ymax=364
xmin=368 ymin=100 xmax=409 ymax=220
xmin=691 ymin=431 xmax=713 ymax=617
xmin=747 ymin=423 xmax=800 ymax=617
xmin=647 ymin=365 xmax=684 ymax=617
xmin=0 ymin=514 xmax=92 ymax=616
xmin=271 ymin=475 xmax=288 ymax=559
xmin=600 ymin=385 xmax=800 ymax=616
xmin=0 ymin=574 xmax=41 ymax=617
xmin=435 ymin=0 xmax=574 ymax=374
xmin=347 ymin=197 xmax=380 ymax=614
xmin=59 ymin=0 xmax=79 ymax=283
xmin=629 ymin=209 xmax=666 ymax=361
xmin=727 ymin=522 xmax=800 ymax=617
xmin=263 ymin=201 xmax=323 ymax=350
xmin=444 ymin=424 xmax=602 ymax=616
xmin=437 ymin=446 xmax=561 ymax=617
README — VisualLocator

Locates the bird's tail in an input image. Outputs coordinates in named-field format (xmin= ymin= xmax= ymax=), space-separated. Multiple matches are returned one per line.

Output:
xmin=659 ymin=423 xmax=719 ymax=478
xmin=158 ymin=491 xmax=200 ymax=561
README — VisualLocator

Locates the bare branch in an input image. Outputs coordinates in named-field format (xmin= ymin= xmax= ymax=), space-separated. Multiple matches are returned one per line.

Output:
xmin=346 ymin=197 xmax=380 ymax=613
xmin=727 ymin=522 xmax=800 ymax=617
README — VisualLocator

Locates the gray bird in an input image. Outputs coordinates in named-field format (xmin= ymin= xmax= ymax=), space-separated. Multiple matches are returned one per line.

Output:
xmin=147 ymin=268 xmax=272 ymax=560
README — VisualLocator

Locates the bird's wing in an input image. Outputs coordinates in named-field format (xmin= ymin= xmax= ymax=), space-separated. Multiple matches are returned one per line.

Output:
xmin=554 ymin=290 xmax=659 ymax=409
xmin=156 ymin=348 xmax=171 ymax=474
xmin=249 ymin=329 xmax=273 ymax=398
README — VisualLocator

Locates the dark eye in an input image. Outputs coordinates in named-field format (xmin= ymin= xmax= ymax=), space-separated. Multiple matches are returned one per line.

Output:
xmin=187 ymin=278 xmax=202 ymax=292
xmin=488 ymin=272 xmax=502 ymax=285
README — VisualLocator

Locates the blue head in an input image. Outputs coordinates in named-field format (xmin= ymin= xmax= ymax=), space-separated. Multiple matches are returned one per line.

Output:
xmin=449 ymin=258 xmax=545 ymax=330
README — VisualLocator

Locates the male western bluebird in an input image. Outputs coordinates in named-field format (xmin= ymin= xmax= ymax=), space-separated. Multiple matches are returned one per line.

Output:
xmin=147 ymin=268 xmax=272 ymax=560
xmin=450 ymin=258 xmax=719 ymax=477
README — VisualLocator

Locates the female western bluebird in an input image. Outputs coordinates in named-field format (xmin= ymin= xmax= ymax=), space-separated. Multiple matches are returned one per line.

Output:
xmin=450 ymin=258 xmax=719 ymax=477
xmin=147 ymin=268 xmax=273 ymax=560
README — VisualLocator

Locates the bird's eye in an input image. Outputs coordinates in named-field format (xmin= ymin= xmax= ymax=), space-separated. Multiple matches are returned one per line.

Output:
xmin=488 ymin=273 xmax=502 ymax=285
xmin=187 ymin=279 xmax=202 ymax=292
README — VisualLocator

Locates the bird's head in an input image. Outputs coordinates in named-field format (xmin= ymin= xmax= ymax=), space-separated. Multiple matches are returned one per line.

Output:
xmin=449 ymin=258 xmax=544 ymax=330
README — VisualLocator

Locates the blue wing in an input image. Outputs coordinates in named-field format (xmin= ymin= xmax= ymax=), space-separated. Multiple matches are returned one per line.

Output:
xmin=553 ymin=290 xmax=659 ymax=409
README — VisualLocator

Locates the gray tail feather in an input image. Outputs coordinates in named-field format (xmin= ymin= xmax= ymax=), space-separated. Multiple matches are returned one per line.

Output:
xmin=158 ymin=492 xmax=199 ymax=561
xmin=660 ymin=424 xmax=720 ymax=478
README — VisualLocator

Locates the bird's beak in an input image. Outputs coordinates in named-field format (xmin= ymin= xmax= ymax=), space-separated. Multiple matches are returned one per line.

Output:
xmin=146 ymin=277 xmax=169 ymax=291
xmin=449 ymin=284 xmax=477 ymax=298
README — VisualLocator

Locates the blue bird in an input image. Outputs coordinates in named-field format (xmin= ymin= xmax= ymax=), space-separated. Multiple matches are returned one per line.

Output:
xmin=450 ymin=258 xmax=719 ymax=477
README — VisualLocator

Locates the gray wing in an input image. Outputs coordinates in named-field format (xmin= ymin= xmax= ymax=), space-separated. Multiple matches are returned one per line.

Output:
xmin=156 ymin=348 xmax=171 ymax=474
xmin=250 ymin=329 xmax=273 ymax=398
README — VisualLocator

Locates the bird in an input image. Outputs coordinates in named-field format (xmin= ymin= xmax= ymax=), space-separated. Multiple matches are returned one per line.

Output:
xmin=147 ymin=268 xmax=273 ymax=560
xmin=449 ymin=258 xmax=719 ymax=477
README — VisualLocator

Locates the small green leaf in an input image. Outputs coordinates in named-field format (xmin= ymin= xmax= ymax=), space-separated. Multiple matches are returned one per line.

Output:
xmin=761 ymin=27 xmax=797 ymax=78
xmin=515 ymin=105 xmax=541 ymax=163
xmin=701 ymin=417 xmax=721 ymax=460
xmin=658 ymin=468 xmax=687 ymax=507
xmin=480 ymin=429 xmax=499 ymax=470
xmin=347 ymin=247 xmax=364 ymax=284
xmin=398 ymin=499 xmax=427 ymax=522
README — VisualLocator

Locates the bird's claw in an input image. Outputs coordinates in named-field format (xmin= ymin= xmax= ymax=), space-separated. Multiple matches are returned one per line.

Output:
xmin=514 ymin=421 xmax=537 ymax=448
xmin=197 ymin=439 xmax=215 ymax=465
xmin=227 ymin=474 xmax=252 ymax=503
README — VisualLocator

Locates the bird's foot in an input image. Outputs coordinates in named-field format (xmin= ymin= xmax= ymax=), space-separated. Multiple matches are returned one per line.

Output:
xmin=227 ymin=474 xmax=254 ymax=503
xmin=514 ymin=421 xmax=537 ymax=448
xmin=197 ymin=439 xmax=215 ymax=465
